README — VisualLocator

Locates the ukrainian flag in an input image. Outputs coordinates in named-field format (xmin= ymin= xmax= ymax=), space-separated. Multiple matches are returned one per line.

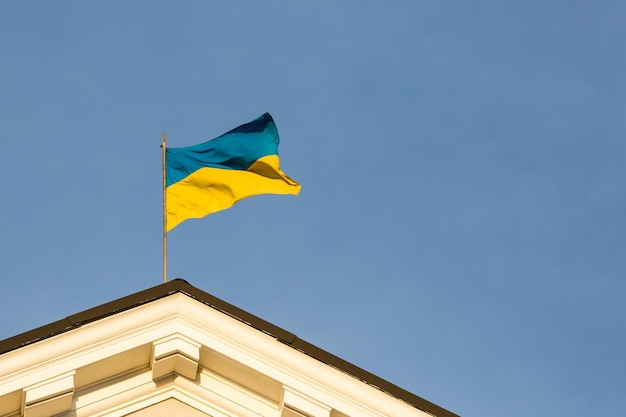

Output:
xmin=166 ymin=113 xmax=300 ymax=231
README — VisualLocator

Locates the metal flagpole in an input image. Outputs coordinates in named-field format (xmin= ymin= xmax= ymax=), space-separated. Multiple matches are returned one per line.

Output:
xmin=161 ymin=132 xmax=167 ymax=283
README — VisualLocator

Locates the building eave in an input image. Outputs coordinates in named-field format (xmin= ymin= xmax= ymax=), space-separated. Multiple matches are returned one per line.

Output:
xmin=0 ymin=279 xmax=458 ymax=417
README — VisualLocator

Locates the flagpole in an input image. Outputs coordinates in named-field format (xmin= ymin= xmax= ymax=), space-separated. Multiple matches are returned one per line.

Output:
xmin=161 ymin=132 xmax=167 ymax=283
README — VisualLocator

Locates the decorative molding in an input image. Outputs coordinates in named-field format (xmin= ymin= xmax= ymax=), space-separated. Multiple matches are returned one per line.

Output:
xmin=282 ymin=386 xmax=331 ymax=417
xmin=22 ymin=371 xmax=75 ymax=417
xmin=1 ymin=294 xmax=439 ymax=417
xmin=151 ymin=334 xmax=200 ymax=381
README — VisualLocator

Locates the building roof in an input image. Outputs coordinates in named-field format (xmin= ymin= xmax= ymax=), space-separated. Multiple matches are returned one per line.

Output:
xmin=0 ymin=279 xmax=458 ymax=417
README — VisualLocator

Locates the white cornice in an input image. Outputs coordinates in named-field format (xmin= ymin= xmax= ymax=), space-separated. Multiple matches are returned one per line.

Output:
xmin=0 ymin=293 xmax=431 ymax=417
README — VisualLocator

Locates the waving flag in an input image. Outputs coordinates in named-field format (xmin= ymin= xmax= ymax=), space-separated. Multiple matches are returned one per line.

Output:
xmin=165 ymin=113 xmax=300 ymax=231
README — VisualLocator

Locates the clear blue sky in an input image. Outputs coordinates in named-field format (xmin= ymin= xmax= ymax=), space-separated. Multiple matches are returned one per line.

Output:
xmin=1 ymin=2 xmax=624 ymax=416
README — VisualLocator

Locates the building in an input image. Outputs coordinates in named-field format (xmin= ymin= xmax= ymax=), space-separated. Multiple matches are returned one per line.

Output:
xmin=0 ymin=279 xmax=458 ymax=417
